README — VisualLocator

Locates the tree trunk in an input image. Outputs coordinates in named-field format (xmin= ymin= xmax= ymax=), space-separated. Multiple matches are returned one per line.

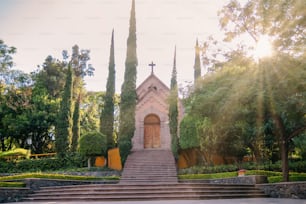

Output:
xmin=281 ymin=138 xmax=289 ymax=182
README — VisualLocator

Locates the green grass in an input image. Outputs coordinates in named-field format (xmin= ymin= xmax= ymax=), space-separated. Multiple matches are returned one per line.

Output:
xmin=179 ymin=170 xmax=306 ymax=183
xmin=0 ymin=181 xmax=26 ymax=188
xmin=0 ymin=173 xmax=119 ymax=181
xmin=178 ymin=171 xmax=237 ymax=180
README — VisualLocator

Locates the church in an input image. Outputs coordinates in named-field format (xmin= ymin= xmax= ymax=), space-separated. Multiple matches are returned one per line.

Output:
xmin=132 ymin=66 xmax=184 ymax=150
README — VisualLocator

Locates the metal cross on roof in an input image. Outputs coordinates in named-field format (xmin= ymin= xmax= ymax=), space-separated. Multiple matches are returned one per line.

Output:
xmin=148 ymin=61 xmax=156 ymax=74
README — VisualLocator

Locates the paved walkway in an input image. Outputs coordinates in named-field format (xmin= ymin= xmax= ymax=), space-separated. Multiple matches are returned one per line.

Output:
xmin=10 ymin=198 xmax=306 ymax=204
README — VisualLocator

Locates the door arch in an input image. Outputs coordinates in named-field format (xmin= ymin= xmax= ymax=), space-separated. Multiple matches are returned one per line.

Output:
xmin=144 ymin=114 xmax=161 ymax=148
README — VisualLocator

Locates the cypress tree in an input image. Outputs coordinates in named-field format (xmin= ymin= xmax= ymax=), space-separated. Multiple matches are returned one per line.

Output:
xmin=55 ymin=64 xmax=73 ymax=157
xmin=169 ymin=46 xmax=179 ymax=158
xmin=71 ymin=94 xmax=81 ymax=152
xmin=194 ymin=38 xmax=201 ymax=84
xmin=100 ymin=30 xmax=116 ymax=149
xmin=118 ymin=0 xmax=138 ymax=163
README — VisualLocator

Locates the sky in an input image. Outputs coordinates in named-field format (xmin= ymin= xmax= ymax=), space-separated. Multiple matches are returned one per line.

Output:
xmin=0 ymin=0 xmax=229 ymax=92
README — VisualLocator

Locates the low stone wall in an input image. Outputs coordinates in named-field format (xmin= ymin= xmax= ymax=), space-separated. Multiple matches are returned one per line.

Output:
xmin=0 ymin=188 xmax=31 ymax=203
xmin=179 ymin=175 xmax=268 ymax=185
xmin=24 ymin=178 xmax=118 ymax=190
xmin=257 ymin=182 xmax=306 ymax=199
xmin=0 ymin=178 xmax=119 ymax=202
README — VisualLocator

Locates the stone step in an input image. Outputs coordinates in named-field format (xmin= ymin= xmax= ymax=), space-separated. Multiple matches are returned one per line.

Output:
xmin=24 ymin=182 xmax=268 ymax=201
xmin=37 ymin=183 xmax=257 ymax=190
xmin=120 ymin=149 xmax=178 ymax=183
xmin=24 ymin=193 xmax=268 ymax=202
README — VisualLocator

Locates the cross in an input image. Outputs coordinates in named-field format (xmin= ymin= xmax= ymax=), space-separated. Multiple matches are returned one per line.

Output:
xmin=148 ymin=61 xmax=156 ymax=74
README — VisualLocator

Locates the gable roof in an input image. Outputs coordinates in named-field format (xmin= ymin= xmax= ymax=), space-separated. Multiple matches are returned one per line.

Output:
xmin=136 ymin=73 xmax=170 ymax=92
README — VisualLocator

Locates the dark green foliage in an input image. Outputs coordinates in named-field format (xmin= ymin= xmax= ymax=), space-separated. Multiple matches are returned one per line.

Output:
xmin=118 ymin=140 xmax=132 ymax=164
xmin=179 ymin=115 xmax=199 ymax=149
xmin=100 ymin=30 xmax=116 ymax=149
xmin=34 ymin=56 xmax=67 ymax=98
xmin=169 ymin=47 xmax=179 ymax=158
xmin=71 ymin=95 xmax=81 ymax=152
xmin=178 ymin=161 xmax=306 ymax=175
xmin=194 ymin=39 xmax=201 ymax=83
xmin=118 ymin=0 xmax=138 ymax=163
xmin=0 ymin=153 xmax=86 ymax=173
xmin=55 ymin=64 xmax=73 ymax=157
xmin=79 ymin=131 xmax=107 ymax=157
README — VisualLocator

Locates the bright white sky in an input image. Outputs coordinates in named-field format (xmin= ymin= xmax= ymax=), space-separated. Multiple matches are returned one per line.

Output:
xmin=0 ymin=0 xmax=229 ymax=92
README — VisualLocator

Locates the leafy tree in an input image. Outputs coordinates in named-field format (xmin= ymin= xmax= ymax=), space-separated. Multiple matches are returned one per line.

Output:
xmin=64 ymin=45 xmax=95 ymax=150
xmin=179 ymin=115 xmax=199 ymax=150
xmin=194 ymin=39 xmax=201 ymax=84
xmin=79 ymin=131 xmax=107 ymax=169
xmin=0 ymin=39 xmax=16 ymax=82
xmin=81 ymin=91 xmax=104 ymax=135
xmin=55 ymin=64 xmax=73 ymax=157
xmin=258 ymin=56 xmax=306 ymax=181
xmin=100 ymin=30 xmax=116 ymax=149
xmin=34 ymin=56 xmax=67 ymax=98
xmin=71 ymin=94 xmax=81 ymax=152
xmin=169 ymin=47 xmax=178 ymax=158
xmin=218 ymin=0 xmax=305 ymax=57
xmin=118 ymin=0 xmax=138 ymax=163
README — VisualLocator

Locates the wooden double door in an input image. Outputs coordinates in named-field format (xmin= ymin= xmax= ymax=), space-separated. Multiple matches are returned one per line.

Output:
xmin=144 ymin=114 xmax=161 ymax=148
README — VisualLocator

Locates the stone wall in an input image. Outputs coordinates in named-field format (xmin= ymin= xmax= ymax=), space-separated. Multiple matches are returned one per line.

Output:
xmin=0 ymin=178 xmax=119 ymax=202
xmin=24 ymin=178 xmax=118 ymax=190
xmin=0 ymin=188 xmax=31 ymax=203
xmin=257 ymin=182 xmax=306 ymax=199
xmin=179 ymin=175 xmax=268 ymax=185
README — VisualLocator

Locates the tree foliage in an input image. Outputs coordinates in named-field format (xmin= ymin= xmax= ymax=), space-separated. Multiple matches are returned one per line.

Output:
xmin=118 ymin=0 xmax=138 ymax=163
xmin=194 ymin=39 xmax=201 ymax=83
xmin=55 ymin=65 xmax=73 ymax=157
xmin=79 ymin=131 xmax=107 ymax=168
xmin=218 ymin=0 xmax=306 ymax=56
xmin=179 ymin=115 xmax=199 ymax=150
xmin=169 ymin=47 xmax=179 ymax=158
xmin=71 ymin=94 xmax=81 ymax=152
xmin=100 ymin=30 xmax=116 ymax=149
xmin=0 ymin=39 xmax=16 ymax=79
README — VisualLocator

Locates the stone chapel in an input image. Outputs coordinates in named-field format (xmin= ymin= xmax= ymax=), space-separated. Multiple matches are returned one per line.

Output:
xmin=131 ymin=68 xmax=184 ymax=150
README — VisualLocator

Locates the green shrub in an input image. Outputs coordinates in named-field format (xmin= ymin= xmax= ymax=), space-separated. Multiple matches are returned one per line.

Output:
xmin=0 ymin=153 xmax=86 ymax=173
xmin=79 ymin=132 xmax=107 ymax=157
xmin=0 ymin=148 xmax=30 ymax=159
xmin=118 ymin=139 xmax=132 ymax=165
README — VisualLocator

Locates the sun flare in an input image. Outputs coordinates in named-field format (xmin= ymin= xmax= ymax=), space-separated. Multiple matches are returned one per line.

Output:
xmin=254 ymin=35 xmax=273 ymax=59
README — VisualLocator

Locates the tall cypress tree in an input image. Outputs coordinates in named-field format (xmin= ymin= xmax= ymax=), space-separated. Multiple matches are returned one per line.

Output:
xmin=71 ymin=94 xmax=81 ymax=152
xmin=118 ymin=0 xmax=138 ymax=163
xmin=194 ymin=38 xmax=201 ymax=84
xmin=100 ymin=30 xmax=116 ymax=149
xmin=55 ymin=64 xmax=73 ymax=157
xmin=169 ymin=46 xmax=179 ymax=158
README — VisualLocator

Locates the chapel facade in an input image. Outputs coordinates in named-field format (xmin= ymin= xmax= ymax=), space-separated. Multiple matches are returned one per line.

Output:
xmin=132 ymin=71 xmax=184 ymax=150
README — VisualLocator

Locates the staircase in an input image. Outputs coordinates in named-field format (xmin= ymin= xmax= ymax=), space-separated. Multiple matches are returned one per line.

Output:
xmin=24 ymin=183 xmax=268 ymax=201
xmin=23 ymin=149 xmax=268 ymax=201
xmin=120 ymin=149 xmax=178 ymax=183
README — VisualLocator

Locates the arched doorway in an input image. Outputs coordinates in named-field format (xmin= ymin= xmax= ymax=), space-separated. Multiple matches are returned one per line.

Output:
xmin=144 ymin=114 xmax=161 ymax=148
